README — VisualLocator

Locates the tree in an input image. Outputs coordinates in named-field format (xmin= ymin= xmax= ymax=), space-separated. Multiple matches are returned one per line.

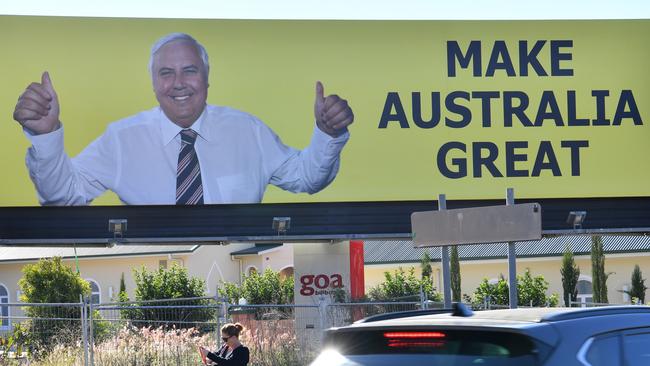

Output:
xmin=122 ymin=264 xmax=214 ymax=329
xmin=20 ymin=257 xmax=91 ymax=304
xmin=132 ymin=263 xmax=206 ymax=300
xmin=450 ymin=246 xmax=461 ymax=302
xmin=219 ymin=281 xmax=243 ymax=304
xmin=420 ymin=251 xmax=432 ymax=280
xmin=219 ymin=268 xmax=294 ymax=320
xmin=368 ymin=267 xmax=441 ymax=302
xmin=627 ymin=265 xmax=647 ymax=304
xmin=472 ymin=275 xmax=509 ymax=307
xmin=240 ymin=268 xmax=294 ymax=305
xmin=591 ymin=236 xmax=610 ymax=303
xmin=518 ymin=269 xmax=558 ymax=307
xmin=471 ymin=270 xmax=558 ymax=307
xmin=119 ymin=272 xmax=126 ymax=294
xmin=219 ymin=268 xmax=294 ymax=305
xmin=18 ymin=257 xmax=91 ymax=354
xmin=561 ymin=245 xmax=580 ymax=306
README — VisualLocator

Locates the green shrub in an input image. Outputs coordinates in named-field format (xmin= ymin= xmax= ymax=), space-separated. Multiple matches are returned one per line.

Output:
xmin=591 ymin=235 xmax=610 ymax=303
xmin=18 ymin=257 xmax=91 ymax=356
xmin=368 ymin=267 xmax=442 ymax=302
xmin=561 ymin=245 xmax=580 ymax=306
xmin=518 ymin=269 xmax=559 ymax=307
xmin=19 ymin=257 xmax=90 ymax=304
xmin=626 ymin=265 xmax=647 ymax=304
xmin=120 ymin=264 xmax=215 ymax=330
xmin=220 ymin=268 xmax=294 ymax=305
xmin=472 ymin=275 xmax=510 ymax=306
xmin=472 ymin=269 xmax=559 ymax=307
xmin=450 ymin=246 xmax=462 ymax=302
xmin=420 ymin=251 xmax=432 ymax=280
xmin=132 ymin=264 xmax=206 ymax=301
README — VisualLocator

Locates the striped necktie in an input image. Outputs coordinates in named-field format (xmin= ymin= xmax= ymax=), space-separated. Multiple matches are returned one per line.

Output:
xmin=176 ymin=129 xmax=204 ymax=205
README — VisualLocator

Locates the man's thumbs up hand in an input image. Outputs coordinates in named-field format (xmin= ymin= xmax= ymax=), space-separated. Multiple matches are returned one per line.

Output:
xmin=314 ymin=81 xmax=353 ymax=138
xmin=13 ymin=71 xmax=61 ymax=135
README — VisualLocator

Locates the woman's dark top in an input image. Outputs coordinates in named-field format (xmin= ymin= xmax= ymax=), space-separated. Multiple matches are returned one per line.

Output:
xmin=207 ymin=343 xmax=250 ymax=366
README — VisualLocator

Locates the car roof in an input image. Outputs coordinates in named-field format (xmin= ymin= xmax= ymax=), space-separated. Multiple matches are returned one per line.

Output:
xmin=343 ymin=306 xmax=650 ymax=330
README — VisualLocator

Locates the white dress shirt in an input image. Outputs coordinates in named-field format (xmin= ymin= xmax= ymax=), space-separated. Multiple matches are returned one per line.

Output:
xmin=25 ymin=105 xmax=349 ymax=205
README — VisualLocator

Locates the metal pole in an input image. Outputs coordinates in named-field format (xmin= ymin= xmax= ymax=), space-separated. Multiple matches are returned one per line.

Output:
xmin=507 ymin=188 xmax=518 ymax=309
xmin=89 ymin=300 xmax=94 ymax=366
xmin=80 ymin=295 xmax=89 ymax=366
xmin=216 ymin=295 xmax=223 ymax=347
xmin=419 ymin=284 xmax=426 ymax=309
xmin=220 ymin=301 xmax=229 ymax=348
xmin=318 ymin=298 xmax=328 ymax=341
xmin=439 ymin=194 xmax=452 ymax=308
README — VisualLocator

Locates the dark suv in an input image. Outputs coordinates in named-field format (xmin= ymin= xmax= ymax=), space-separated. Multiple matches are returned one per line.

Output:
xmin=310 ymin=305 xmax=650 ymax=366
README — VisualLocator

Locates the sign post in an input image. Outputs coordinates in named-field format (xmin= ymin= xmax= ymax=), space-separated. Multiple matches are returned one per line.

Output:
xmin=506 ymin=188 xmax=518 ymax=309
xmin=439 ymin=194 xmax=452 ymax=308
xmin=412 ymin=191 xmax=541 ymax=309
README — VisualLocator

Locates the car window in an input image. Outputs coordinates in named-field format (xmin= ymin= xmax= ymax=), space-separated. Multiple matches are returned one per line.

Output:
xmin=320 ymin=329 xmax=550 ymax=366
xmin=584 ymin=335 xmax=621 ymax=366
xmin=623 ymin=332 xmax=650 ymax=365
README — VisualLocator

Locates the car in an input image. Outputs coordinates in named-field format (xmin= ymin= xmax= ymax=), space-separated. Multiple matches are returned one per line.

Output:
xmin=309 ymin=304 xmax=650 ymax=366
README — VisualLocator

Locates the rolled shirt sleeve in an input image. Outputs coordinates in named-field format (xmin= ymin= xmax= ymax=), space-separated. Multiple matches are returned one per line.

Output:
xmin=265 ymin=123 xmax=349 ymax=194
xmin=25 ymin=126 xmax=117 ymax=205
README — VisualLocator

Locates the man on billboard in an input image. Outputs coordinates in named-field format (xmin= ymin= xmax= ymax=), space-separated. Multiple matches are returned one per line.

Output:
xmin=12 ymin=33 xmax=353 ymax=205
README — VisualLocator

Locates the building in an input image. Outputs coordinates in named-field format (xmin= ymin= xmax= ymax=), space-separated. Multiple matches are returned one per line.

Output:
xmin=365 ymin=235 xmax=650 ymax=305
xmin=1 ymin=235 xmax=649 ymax=328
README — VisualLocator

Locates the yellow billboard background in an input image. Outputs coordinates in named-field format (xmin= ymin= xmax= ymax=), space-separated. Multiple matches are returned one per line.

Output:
xmin=0 ymin=17 xmax=648 ymax=206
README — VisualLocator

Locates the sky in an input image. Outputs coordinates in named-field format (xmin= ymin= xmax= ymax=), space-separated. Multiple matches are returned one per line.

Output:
xmin=1 ymin=0 xmax=649 ymax=20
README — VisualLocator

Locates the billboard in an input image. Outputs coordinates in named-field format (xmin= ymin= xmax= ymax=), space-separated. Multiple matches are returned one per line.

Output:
xmin=1 ymin=16 xmax=648 ymax=206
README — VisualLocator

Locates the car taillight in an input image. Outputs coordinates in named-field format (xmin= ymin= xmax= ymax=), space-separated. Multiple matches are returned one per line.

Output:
xmin=383 ymin=331 xmax=447 ymax=348
xmin=383 ymin=331 xmax=446 ymax=339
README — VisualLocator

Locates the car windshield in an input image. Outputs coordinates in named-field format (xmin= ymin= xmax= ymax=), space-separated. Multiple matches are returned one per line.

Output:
xmin=314 ymin=328 xmax=550 ymax=366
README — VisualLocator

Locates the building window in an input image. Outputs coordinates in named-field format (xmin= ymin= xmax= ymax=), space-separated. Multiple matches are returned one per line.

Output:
xmin=577 ymin=275 xmax=593 ymax=306
xmin=159 ymin=260 xmax=168 ymax=269
xmin=0 ymin=285 xmax=9 ymax=329
xmin=279 ymin=266 xmax=294 ymax=280
xmin=247 ymin=266 xmax=258 ymax=277
xmin=87 ymin=280 xmax=101 ymax=304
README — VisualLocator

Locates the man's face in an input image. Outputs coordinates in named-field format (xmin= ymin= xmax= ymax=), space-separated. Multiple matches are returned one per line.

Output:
xmin=152 ymin=40 xmax=208 ymax=128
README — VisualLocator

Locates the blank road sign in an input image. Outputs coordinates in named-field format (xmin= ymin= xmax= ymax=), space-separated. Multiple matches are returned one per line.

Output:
xmin=411 ymin=203 xmax=542 ymax=247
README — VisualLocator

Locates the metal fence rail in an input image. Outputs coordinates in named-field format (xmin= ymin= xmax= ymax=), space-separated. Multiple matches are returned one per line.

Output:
xmin=326 ymin=301 xmax=426 ymax=327
xmin=227 ymin=304 xmax=321 ymax=366
xmin=90 ymin=297 xmax=222 ymax=366
xmin=0 ymin=302 xmax=86 ymax=365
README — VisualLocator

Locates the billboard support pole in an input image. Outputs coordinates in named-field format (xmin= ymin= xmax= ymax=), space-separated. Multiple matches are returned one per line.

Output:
xmin=439 ymin=194 xmax=452 ymax=308
xmin=507 ymin=188 xmax=518 ymax=309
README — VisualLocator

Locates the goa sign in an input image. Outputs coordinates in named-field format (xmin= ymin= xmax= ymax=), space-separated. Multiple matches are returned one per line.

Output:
xmin=299 ymin=274 xmax=344 ymax=296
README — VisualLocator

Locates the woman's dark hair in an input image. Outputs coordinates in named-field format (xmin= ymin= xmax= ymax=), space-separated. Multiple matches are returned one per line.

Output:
xmin=221 ymin=322 xmax=245 ymax=337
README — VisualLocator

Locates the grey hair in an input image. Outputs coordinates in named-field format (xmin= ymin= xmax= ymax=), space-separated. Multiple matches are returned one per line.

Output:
xmin=148 ymin=33 xmax=210 ymax=79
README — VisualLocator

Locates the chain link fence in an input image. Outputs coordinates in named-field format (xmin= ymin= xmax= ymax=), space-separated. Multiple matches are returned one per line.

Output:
xmin=569 ymin=300 xmax=618 ymax=308
xmin=228 ymin=304 xmax=321 ymax=366
xmin=0 ymin=301 xmax=87 ymax=365
xmin=89 ymin=296 xmax=222 ymax=366
xmin=0 ymin=297 xmax=426 ymax=365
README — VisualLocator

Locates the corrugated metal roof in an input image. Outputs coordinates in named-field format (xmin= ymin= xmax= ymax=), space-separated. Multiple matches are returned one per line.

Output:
xmin=0 ymin=244 xmax=198 ymax=263
xmin=364 ymin=235 xmax=650 ymax=264
xmin=230 ymin=244 xmax=283 ymax=256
